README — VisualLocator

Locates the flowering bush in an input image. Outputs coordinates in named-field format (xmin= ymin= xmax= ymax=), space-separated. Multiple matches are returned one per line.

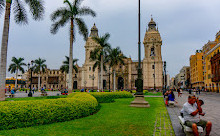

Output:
xmin=0 ymin=93 xmax=98 ymax=130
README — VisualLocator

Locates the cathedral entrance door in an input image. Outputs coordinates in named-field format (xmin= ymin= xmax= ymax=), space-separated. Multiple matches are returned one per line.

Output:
xmin=118 ymin=77 xmax=124 ymax=90
xmin=73 ymin=81 xmax=77 ymax=89
xmin=103 ymin=80 xmax=106 ymax=89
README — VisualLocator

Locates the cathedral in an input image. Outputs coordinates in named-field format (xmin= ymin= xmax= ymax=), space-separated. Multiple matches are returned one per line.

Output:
xmin=80 ymin=17 xmax=164 ymax=90
xmin=26 ymin=17 xmax=164 ymax=90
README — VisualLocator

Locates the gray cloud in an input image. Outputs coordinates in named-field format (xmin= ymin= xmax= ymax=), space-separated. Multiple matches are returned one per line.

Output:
xmin=0 ymin=0 xmax=220 ymax=78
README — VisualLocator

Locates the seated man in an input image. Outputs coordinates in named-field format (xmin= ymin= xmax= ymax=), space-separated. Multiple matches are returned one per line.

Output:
xmin=182 ymin=95 xmax=212 ymax=136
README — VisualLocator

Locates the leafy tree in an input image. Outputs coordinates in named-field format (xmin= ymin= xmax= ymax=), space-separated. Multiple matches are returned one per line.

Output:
xmin=91 ymin=33 xmax=111 ymax=91
xmin=60 ymin=56 xmax=78 ymax=73
xmin=33 ymin=58 xmax=47 ymax=91
xmin=0 ymin=0 xmax=44 ymax=100
xmin=50 ymin=0 xmax=96 ymax=93
xmin=107 ymin=47 xmax=126 ymax=91
xmin=8 ymin=57 xmax=26 ymax=89
xmin=90 ymin=48 xmax=108 ymax=90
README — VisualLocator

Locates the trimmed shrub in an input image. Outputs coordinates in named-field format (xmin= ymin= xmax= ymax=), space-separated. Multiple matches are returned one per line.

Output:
xmin=0 ymin=93 xmax=98 ymax=130
xmin=131 ymin=90 xmax=148 ymax=94
xmin=68 ymin=91 xmax=133 ymax=103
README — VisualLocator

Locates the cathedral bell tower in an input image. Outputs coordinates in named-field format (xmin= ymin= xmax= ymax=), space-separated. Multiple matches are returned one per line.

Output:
xmin=81 ymin=24 xmax=100 ymax=89
xmin=142 ymin=17 xmax=163 ymax=89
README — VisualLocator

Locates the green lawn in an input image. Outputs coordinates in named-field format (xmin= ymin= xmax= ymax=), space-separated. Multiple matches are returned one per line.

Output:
xmin=0 ymin=97 xmax=171 ymax=136
xmin=144 ymin=92 xmax=162 ymax=96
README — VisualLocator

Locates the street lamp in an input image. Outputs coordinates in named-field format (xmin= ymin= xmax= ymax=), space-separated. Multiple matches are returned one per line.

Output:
xmin=109 ymin=67 xmax=111 ymax=92
xmin=135 ymin=0 xmax=143 ymax=95
xmin=164 ymin=61 xmax=167 ymax=90
xmin=27 ymin=60 xmax=34 ymax=97
xmin=130 ymin=0 xmax=149 ymax=107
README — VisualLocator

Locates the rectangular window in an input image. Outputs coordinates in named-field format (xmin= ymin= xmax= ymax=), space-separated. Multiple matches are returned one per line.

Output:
xmin=89 ymin=67 xmax=91 ymax=71
xmin=152 ymin=65 xmax=154 ymax=69
xmin=208 ymin=74 xmax=211 ymax=79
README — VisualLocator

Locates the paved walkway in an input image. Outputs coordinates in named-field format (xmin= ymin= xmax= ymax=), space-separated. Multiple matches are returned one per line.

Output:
xmin=5 ymin=91 xmax=61 ymax=98
xmin=166 ymin=91 xmax=220 ymax=136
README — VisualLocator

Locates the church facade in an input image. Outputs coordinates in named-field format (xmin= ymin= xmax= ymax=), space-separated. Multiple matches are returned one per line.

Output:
xmin=80 ymin=17 xmax=164 ymax=90
xmin=26 ymin=17 xmax=164 ymax=90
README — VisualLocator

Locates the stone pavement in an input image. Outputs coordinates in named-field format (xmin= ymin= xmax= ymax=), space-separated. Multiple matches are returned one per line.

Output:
xmin=166 ymin=91 xmax=220 ymax=136
xmin=5 ymin=91 xmax=61 ymax=98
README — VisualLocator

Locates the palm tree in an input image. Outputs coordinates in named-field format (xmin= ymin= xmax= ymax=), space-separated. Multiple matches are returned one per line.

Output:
xmin=33 ymin=58 xmax=47 ymax=91
xmin=50 ymin=0 xmax=96 ymax=93
xmin=60 ymin=56 xmax=78 ymax=73
xmin=91 ymin=33 xmax=111 ymax=91
xmin=8 ymin=57 xmax=26 ymax=89
xmin=0 ymin=0 xmax=44 ymax=100
xmin=107 ymin=47 xmax=126 ymax=91
xmin=90 ymin=48 xmax=108 ymax=90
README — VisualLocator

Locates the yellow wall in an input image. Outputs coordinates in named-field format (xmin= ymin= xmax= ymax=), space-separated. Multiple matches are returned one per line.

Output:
xmin=204 ymin=32 xmax=220 ymax=92
xmin=190 ymin=52 xmax=204 ymax=89
xmin=5 ymin=77 xmax=26 ymax=89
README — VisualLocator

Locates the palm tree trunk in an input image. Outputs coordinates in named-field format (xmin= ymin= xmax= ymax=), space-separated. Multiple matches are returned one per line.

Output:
xmin=38 ymin=73 xmax=40 ymax=91
xmin=97 ymin=70 xmax=99 ymax=90
xmin=113 ymin=69 xmax=116 ymax=92
xmin=0 ymin=2 xmax=11 ymax=101
xmin=68 ymin=19 xmax=74 ymax=93
xmin=100 ymin=54 xmax=103 ymax=91
xmin=15 ymin=68 xmax=18 ymax=89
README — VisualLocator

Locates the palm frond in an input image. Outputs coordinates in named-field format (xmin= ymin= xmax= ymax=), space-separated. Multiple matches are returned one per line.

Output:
xmin=75 ymin=17 xmax=88 ymax=40
xmin=50 ymin=8 xmax=70 ymax=22
xmin=103 ymin=33 xmax=110 ymax=42
xmin=51 ymin=16 xmax=70 ymax=34
xmin=8 ymin=57 xmax=26 ymax=74
xmin=64 ymin=0 xmax=73 ymax=10
xmin=8 ymin=64 xmax=16 ymax=73
xmin=60 ymin=56 xmax=78 ymax=73
xmin=25 ymin=0 xmax=45 ymax=20
xmin=0 ymin=0 xmax=5 ymax=16
xmin=33 ymin=58 xmax=47 ymax=73
xmin=93 ymin=61 xmax=100 ymax=72
xmin=13 ymin=0 xmax=28 ymax=25
xmin=73 ymin=0 xmax=83 ymax=10
xmin=78 ymin=6 xmax=96 ymax=17
xmin=73 ymin=65 xmax=78 ymax=73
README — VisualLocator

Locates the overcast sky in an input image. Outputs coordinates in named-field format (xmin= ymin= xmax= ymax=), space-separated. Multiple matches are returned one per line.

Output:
xmin=1 ymin=0 xmax=220 ymax=78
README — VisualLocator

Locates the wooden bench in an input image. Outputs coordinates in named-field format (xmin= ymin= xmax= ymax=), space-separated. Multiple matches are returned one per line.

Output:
xmin=178 ymin=116 xmax=204 ymax=136
xmin=40 ymin=93 xmax=47 ymax=96
xmin=168 ymin=101 xmax=175 ymax=107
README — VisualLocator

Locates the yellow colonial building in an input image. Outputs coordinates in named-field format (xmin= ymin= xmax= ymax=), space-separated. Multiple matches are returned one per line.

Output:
xmin=190 ymin=51 xmax=204 ymax=89
xmin=203 ymin=31 xmax=220 ymax=92
xmin=5 ymin=77 xmax=26 ymax=89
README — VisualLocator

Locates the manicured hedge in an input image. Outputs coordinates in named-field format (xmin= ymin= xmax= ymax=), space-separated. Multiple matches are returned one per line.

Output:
xmin=68 ymin=91 xmax=133 ymax=103
xmin=0 ymin=93 xmax=98 ymax=130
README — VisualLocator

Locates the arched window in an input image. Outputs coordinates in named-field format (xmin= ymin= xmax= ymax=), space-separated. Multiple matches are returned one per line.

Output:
xmin=150 ymin=47 xmax=155 ymax=56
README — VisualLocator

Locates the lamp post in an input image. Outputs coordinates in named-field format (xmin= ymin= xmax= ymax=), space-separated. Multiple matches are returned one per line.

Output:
xmin=130 ymin=0 xmax=149 ymax=107
xmin=135 ymin=0 xmax=143 ymax=95
xmin=109 ymin=67 xmax=111 ymax=92
xmin=164 ymin=61 xmax=166 ymax=90
xmin=154 ymin=59 xmax=156 ymax=90
xmin=27 ymin=60 xmax=34 ymax=97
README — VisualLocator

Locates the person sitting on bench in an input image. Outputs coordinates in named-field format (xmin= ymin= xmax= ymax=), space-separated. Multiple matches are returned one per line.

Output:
xmin=182 ymin=95 xmax=212 ymax=136
xmin=168 ymin=91 xmax=175 ymax=101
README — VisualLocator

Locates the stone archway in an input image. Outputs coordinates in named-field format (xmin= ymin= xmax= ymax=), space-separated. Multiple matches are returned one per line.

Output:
xmin=118 ymin=77 xmax=124 ymax=90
